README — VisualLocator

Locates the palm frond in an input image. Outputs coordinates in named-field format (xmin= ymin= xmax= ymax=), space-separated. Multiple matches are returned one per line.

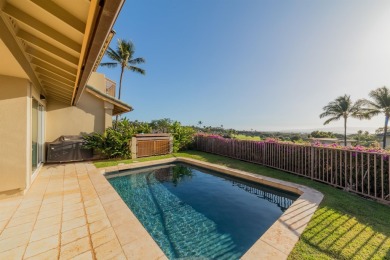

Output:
xmin=126 ymin=65 xmax=145 ymax=75
xmin=323 ymin=116 xmax=341 ymax=125
xmin=101 ymin=38 xmax=146 ymax=96
xmin=105 ymin=47 xmax=122 ymax=62
xmin=129 ymin=57 xmax=146 ymax=64
xmin=100 ymin=62 xmax=118 ymax=68
xmin=320 ymin=111 xmax=337 ymax=119
xmin=369 ymin=86 xmax=390 ymax=109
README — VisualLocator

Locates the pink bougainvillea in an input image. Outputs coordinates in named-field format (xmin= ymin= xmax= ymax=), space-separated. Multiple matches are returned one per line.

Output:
xmin=195 ymin=133 xmax=390 ymax=155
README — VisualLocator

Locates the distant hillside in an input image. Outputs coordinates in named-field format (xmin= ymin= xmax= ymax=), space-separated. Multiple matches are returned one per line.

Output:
xmin=277 ymin=126 xmax=378 ymax=134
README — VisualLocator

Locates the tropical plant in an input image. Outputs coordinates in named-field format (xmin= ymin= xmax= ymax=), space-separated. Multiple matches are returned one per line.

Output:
xmin=84 ymin=118 xmax=196 ymax=158
xmin=351 ymin=130 xmax=377 ymax=147
xmin=309 ymin=131 xmax=336 ymax=139
xmin=319 ymin=94 xmax=366 ymax=146
xmin=360 ymin=86 xmax=390 ymax=148
xmin=170 ymin=121 xmax=196 ymax=152
xmin=83 ymin=118 xmax=151 ymax=159
xmin=150 ymin=118 xmax=173 ymax=133
xmin=375 ymin=127 xmax=384 ymax=135
xmin=83 ymin=128 xmax=131 ymax=159
xmin=100 ymin=39 xmax=145 ymax=125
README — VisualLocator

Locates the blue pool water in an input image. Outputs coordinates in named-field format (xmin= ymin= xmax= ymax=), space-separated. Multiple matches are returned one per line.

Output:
xmin=106 ymin=163 xmax=298 ymax=259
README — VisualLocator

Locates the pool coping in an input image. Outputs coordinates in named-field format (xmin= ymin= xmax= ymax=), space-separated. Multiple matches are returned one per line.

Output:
xmin=100 ymin=157 xmax=324 ymax=259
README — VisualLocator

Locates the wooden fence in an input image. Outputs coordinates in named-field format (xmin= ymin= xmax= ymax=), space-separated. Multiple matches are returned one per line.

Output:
xmin=194 ymin=135 xmax=390 ymax=204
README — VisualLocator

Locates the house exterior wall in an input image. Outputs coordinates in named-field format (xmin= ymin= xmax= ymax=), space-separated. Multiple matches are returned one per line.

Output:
xmin=46 ymin=91 xmax=106 ymax=142
xmin=87 ymin=72 xmax=106 ymax=93
xmin=104 ymin=101 xmax=114 ymax=129
xmin=0 ymin=75 xmax=30 ymax=196
xmin=0 ymin=72 xmax=115 ymax=197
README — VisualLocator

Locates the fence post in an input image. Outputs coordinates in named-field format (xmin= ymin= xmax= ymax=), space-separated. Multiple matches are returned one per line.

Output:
xmin=131 ymin=137 xmax=137 ymax=159
xmin=310 ymin=144 xmax=314 ymax=180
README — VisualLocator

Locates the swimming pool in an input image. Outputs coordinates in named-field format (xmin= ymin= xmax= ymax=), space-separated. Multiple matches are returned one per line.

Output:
xmin=106 ymin=162 xmax=299 ymax=259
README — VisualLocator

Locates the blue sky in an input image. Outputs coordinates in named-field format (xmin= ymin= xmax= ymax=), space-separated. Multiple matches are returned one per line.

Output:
xmin=97 ymin=0 xmax=390 ymax=132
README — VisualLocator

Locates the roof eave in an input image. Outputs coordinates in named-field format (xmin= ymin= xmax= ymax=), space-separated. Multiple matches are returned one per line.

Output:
xmin=72 ymin=0 xmax=125 ymax=106
xmin=85 ymin=85 xmax=133 ymax=116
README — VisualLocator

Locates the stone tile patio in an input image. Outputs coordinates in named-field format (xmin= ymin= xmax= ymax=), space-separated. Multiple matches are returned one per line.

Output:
xmin=0 ymin=162 xmax=166 ymax=259
xmin=0 ymin=158 xmax=323 ymax=260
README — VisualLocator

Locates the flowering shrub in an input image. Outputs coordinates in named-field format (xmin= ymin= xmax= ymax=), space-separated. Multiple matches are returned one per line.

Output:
xmin=196 ymin=133 xmax=390 ymax=153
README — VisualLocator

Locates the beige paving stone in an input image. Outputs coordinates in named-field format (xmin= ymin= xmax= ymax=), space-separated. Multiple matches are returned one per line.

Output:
xmin=0 ymin=211 xmax=14 ymax=222
xmin=61 ymin=225 xmax=88 ymax=245
xmin=111 ymin=252 xmax=127 ymax=260
xmin=41 ymin=197 xmax=62 ymax=206
xmin=84 ymin=198 xmax=101 ymax=207
xmin=63 ymin=192 xmax=80 ymax=200
xmin=62 ymin=202 xmax=84 ymax=213
xmin=0 ymin=245 xmax=26 ymax=259
xmin=93 ymin=188 xmax=112 ymax=197
xmin=34 ymin=214 xmax=61 ymax=230
xmin=0 ymin=197 xmax=23 ymax=208
xmin=86 ymin=211 xmax=106 ymax=224
xmin=106 ymin=208 xmax=134 ymax=227
xmin=60 ymin=236 xmax=91 ymax=260
xmin=122 ymin=238 xmax=165 ymax=260
xmin=0 ymin=221 xmax=35 ymax=239
xmin=39 ymin=203 xmax=62 ymax=213
xmin=0 ymin=231 xmax=31 ymax=253
xmin=91 ymin=227 xmax=117 ymax=248
xmin=25 ymin=248 xmax=59 ymax=260
xmin=6 ymin=213 xmax=37 ymax=228
xmin=63 ymin=193 xmax=81 ymax=200
xmin=85 ymin=204 xmax=105 ymax=215
xmin=72 ymin=250 xmax=93 ymax=260
xmin=62 ymin=208 xmax=85 ymax=222
xmin=30 ymin=223 xmax=61 ymax=243
xmin=259 ymin=222 xmax=300 ymax=255
xmin=13 ymin=205 xmax=41 ymax=218
xmin=102 ymin=199 xmax=126 ymax=213
xmin=89 ymin=217 xmax=111 ymax=234
xmin=24 ymin=234 xmax=59 ymax=258
xmin=94 ymin=238 xmax=124 ymax=260
xmin=98 ymin=192 xmax=121 ymax=204
xmin=43 ymin=193 xmax=62 ymax=200
xmin=61 ymin=216 xmax=86 ymax=232
xmin=0 ymin=220 xmax=7 ymax=233
xmin=37 ymin=207 xmax=62 ymax=220
xmin=18 ymin=200 xmax=42 ymax=210
xmin=63 ymin=196 xmax=82 ymax=206
xmin=242 ymin=240 xmax=287 ymax=260
xmin=82 ymin=191 xmax=99 ymax=201
xmin=113 ymin=221 xmax=144 ymax=246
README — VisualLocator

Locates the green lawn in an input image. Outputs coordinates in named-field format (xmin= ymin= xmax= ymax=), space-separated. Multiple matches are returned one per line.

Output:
xmin=94 ymin=151 xmax=390 ymax=259
xmin=232 ymin=134 xmax=261 ymax=141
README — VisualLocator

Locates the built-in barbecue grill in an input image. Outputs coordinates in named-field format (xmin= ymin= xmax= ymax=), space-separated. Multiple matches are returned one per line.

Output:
xmin=46 ymin=135 xmax=93 ymax=163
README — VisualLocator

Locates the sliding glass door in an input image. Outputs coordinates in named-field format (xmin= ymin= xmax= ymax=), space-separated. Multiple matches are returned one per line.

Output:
xmin=32 ymin=99 xmax=44 ymax=173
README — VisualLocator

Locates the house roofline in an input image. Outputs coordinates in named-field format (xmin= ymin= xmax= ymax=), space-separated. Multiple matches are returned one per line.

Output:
xmin=85 ymin=85 xmax=133 ymax=116
xmin=72 ymin=0 xmax=125 ymax=106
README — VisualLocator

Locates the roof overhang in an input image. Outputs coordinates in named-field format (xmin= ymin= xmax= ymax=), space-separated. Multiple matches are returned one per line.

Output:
xmin=85 ymin=85 xmax=133 ymax=116
xmin=0 ymin=0 xmax=125 ymax=105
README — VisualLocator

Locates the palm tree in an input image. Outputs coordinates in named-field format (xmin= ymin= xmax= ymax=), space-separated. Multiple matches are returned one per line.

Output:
xmin=319 ymin=95 xmax=366 ymax=146
xmin=360 ymin=86 xmax=390 ymax=148
xmin=100 ymin=39 xmax=145 ymax=124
